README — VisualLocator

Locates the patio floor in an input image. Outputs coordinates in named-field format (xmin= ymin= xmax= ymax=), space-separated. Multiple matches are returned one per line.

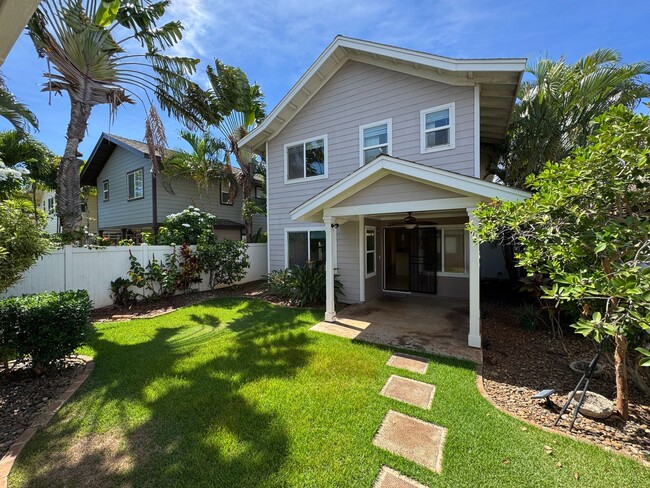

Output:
xmin=311 ymin=295 xmax=482 ymax=363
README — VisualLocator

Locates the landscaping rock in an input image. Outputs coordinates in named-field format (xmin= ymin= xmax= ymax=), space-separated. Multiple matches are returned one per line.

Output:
xmin=570 ymin=391 xmax=614 ymax=419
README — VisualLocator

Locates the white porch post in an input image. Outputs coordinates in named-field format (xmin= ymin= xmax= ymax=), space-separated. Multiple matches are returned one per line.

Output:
xmin=358 ymin=215 xmax=365 ymax=303
xmin=324 ymin=216 xmax=337 ymax=322
xmin=467 ymin=207 xmax=481 ymax=348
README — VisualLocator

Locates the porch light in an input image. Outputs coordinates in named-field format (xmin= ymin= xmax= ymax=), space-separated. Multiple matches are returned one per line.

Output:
xmin=403 ymin=212 xmax=417 ymax=230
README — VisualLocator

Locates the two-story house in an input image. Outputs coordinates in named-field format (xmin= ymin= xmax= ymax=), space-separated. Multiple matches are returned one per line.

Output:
xmin=80 ymin=133 xmax=266 ymax=242
xmin=240 ymin=36 xmax=529 ymax=350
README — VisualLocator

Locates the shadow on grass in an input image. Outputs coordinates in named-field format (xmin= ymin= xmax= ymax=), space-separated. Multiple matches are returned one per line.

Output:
xmin=18 ymin=298 xmax=317 ymax=488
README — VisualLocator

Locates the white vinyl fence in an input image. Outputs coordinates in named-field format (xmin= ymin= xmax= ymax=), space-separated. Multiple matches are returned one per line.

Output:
xmin=1 ymin=244 xmax=268 ymax=309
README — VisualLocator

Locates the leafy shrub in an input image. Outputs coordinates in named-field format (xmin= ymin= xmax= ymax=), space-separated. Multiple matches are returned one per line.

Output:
xmin=156 ymin=206 xmax=217 ymax=245
xmin=176 ymin=244 xmax=202 ymax=292
xmin=265 ymin=262 xmax=344 ymax=307
xmin=197 ymin=232 xmax=250 ymax=290
xmin=0 ymin=290 xmax=91 ymax=373
xmin=110 ymin=277 xmax=137 ymax=306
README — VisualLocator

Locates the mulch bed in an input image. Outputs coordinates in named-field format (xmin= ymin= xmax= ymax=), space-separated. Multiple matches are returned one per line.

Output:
xmin=0 ymin=358 xmax=86 ymax=458
xmin=481 ymin=298 xmax=650 ymax=464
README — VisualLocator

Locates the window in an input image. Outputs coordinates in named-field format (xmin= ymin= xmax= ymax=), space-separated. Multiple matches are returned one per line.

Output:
xmin=102 ymin=180 xmax=110 ymax=201
xmin=360 ymin=119 xmax=391 ymax=165
xmin=436 ymin=227 xmax=467 ymax=274
xmin=285 ymin=135 xmax=327 ymax=182
xmin=127 ymin=169 xmax=144 ymax=200
xmin=220 ymin=182 xmax=232 ymax=205
xmin=286 ymin=229 xmax=326 ymax=268
xmin=255 ymin=185 xmax=265 ymax=200
xmin=47 ymin=197 xmax=55 ymax=215
xmin=80 ymin=203 xmax=87 ymax=213
xmin=365 ymin=226 xmax=376 ymax=277
xmin=420 ymin=103 xmax=455 ymax=153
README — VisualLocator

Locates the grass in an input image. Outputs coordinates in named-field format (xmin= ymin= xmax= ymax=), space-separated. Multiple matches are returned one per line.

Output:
xmin=9 ymin=297 xmax=650 ymax=487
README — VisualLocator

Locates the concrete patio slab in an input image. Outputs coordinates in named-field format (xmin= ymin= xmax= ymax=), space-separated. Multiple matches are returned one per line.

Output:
xmin=373 ymin=410 xmax=447 ymax=473
xmin=386 ymin=353 xmax=429 ymax=374
xmin=311 ymin=296 xmax=482 ymax=363
xmin=373 ymin=466 xmax=429 ymax=488
xmin=380 ymin=375 xmax=435 ymax=409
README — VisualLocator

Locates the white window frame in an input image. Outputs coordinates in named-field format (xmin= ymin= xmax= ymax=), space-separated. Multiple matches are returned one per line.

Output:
xmin=220 ymin=181 xmax=233 ymax=205
xmin=47 ymin=196 xmax=55 ymax=215
xmin=359 ymin=119 xmax=392 ymax=167
xmin=126 ymin=168 xmax=144 ymax=201
xmin=436 ymin=226 xmax=469 ymax=276
xmin=365 ymin=225 xmax=377 ymax=278
xmin=420 ymin=102 xmax=455 ymax=154
xmin=284 ymin=226 xmax=326 ymax=268
xmin=102 ymin=180 xmax=110 ymax=202
xmin=284 ymin=134 xmax=328 ymax=184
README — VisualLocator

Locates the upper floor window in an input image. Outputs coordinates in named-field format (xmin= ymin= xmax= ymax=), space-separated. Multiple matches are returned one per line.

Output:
xmin=102 ymin=180 xmax=109 ymax=201
xmin=127 ymin=168 xmax=144 ymax=200
xmin=255 ymin=185 xmax=265 ymax=200
xmin=220 ymin=182 xmax=233 ymax=205
xmin=359 ymin=119 xmax=392 ymax=166
xmin=285 ymin=135 xmax=327 ymax=183
xmin=420 ymin=102 xmax=455 ymax=153
xmin=47 ymin=197 xmax=55 ymax=215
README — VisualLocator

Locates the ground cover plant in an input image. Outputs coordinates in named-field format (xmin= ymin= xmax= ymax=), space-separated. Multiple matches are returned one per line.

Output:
xmin=8 ymin=298 xmax=650 ymax=487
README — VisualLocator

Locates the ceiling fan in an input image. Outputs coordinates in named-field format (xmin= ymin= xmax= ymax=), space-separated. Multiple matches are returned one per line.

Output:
xmin=387 ymin=212 xmax=436 ymax=229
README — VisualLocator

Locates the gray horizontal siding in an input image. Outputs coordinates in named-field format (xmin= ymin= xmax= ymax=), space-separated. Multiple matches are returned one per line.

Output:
xmin=336 ymin=220 xmax=360 ymax=303
xmin=97 ymin=147 xmax=152 ymax=229
xmin=267 ymin=60 xmax=475 ymax=304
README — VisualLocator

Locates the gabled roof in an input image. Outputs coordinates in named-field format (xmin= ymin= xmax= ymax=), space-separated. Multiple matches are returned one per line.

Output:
xmin=240 ymin=36 xmax=526 ymax=152
xmin=291 ymin=155 xmax=529 ymax=222
xmin=80 ymin=133 xmax=152 ymax=186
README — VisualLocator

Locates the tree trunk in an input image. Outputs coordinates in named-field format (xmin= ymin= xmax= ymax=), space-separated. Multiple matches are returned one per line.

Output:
xmin=57 ymin=98 xmax=93 ymax=233
xmin=614 ymin=332 xmax=629 ymax=421
xmin=242 ymin=171 xmax=253 ymax=241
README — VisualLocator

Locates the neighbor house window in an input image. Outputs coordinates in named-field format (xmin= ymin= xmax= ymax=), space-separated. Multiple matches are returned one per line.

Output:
xmin=436 ymin=227 xmax=467 ymax=274
xmin=360 ymin=119 xmax=391 ymax=165
xmin=102 ymin=180 xmax=110 ymax=201
xmin=126 ymin=168 xmax=144 ymax=200
xmin=285 ymin=135 xmax=327 ymax=182
xmin=420 ymin=102 xmax=455 ymax=153
xmin=255 ymin=185 xmax=265 ymax=200
xmin=220 ymin=182 xmax=232 ymax=205
xmin=47 ymin=197 xmax=55 ymax=215
xmin=286 ymin=229 xmax=326 ymax=268
xmin=365 ymin=226 xmax=376 ymax=277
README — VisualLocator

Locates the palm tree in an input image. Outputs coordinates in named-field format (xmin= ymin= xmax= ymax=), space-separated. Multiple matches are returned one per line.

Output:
xmin=27 ymin=0 xmax=200 ymax=233
xmin=185 ymin=60 xmax=266 ymax=240
xmin=163 ymin=130 xmax=235 ymax=196
xmin=502 ymin=49 xmax=650 ymax=187
xmin=0 ymin=73 xmax=38 ymax=133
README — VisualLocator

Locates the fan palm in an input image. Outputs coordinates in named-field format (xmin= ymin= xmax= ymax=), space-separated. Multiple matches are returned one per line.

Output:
xmin=185 ymin=60 xmax=266 ymax=239
xmin=503 ymin=49 xmax=650 ymax=188
xmin=27 ymin=0 xmax=200 ymax=232
xmin=0 ymin=73 xmax=38 ymax=133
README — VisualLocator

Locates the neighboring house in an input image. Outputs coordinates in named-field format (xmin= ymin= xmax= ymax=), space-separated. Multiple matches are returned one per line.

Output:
xmin=80 ymin=133 xmax=266 ymax=242
xmin=37 ymin=189 xmax=98 ymax=235
xmin=240 ymin=36 xmax=529 ymax=349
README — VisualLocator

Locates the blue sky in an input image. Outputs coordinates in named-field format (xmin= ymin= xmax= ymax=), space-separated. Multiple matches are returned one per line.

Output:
xmin=1 ymin=0 xmax=649 ymax=159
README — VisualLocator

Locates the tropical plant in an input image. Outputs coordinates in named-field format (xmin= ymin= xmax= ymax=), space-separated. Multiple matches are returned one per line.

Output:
xmin=469 ymin=106 xmax=650 ymax=421
xmin=27 ymin=0 xmax=200 ymax=233
xmin=497 ymin=49 xmax=650 ymax=187
xmin=265 ymin=263 xmax=344 ymax=307
xmin=156 ymin=206 xmax=217 ymax=245
xmin=0 ymin=73 xmax=38 ymax=133
xmin=109 ymin=276 xmax=137 ymax=306
xmin=197 ymin=232 xmax=250 ymax=290
xmin=185 ymin=60 xmax=266 ymax=239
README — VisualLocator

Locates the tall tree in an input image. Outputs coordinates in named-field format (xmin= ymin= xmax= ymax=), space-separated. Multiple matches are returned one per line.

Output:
xmin=27 ymin=0 xmax=200 ymax=233
xmin=498 ymin=49 xmax=650 ymax=187
xmin=185 ymin=60 xmax=266 ymax=240
xmin=0 ymin=73 xmax=38 ymax=133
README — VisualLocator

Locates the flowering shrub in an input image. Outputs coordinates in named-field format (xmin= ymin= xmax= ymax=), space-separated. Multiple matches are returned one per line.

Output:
xmin=157 ymin=206 xmax=217 ymax=245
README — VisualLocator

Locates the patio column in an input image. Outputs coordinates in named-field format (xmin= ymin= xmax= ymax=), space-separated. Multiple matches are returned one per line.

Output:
xmin=324 ymin=216 xmax=337 ymax=322
xmin=467 ymin=207 xmax=481 ymax=348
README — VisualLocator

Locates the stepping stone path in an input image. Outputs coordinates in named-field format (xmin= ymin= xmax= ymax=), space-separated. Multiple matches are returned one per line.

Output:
xmin=373 ymin=466 xmax=429 ymax=488
xmin=372 ymin=352 xmax=447 ymax=484
xmin=380 ymin=375 xmax=435 ymax=409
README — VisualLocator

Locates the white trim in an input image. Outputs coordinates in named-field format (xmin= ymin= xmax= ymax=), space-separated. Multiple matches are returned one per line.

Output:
xmin=467 ymin=207 xmax=481 ymax=348
xmin=324 ymin=197 xmax=479 ymax=219
xmin=359 ymin=118 xmax=392 ymax=167
xmin=365 ymin=225 xmax=377 ymax=278
xmin=290 ymin=155 xmax=530 ymax=222
xmin=283 ymin=225 xmax=326 ymax=269
xmin=265 ymin=141 xmax=271 ymax=273
xmin=324 ymin=216 xmax=336 ymax=322
xmin=358 ymin=217 xmax=365 ymax=302
xmin=420 ymin=102 xmax=455 ymax=154
xmin=474 ymin=85 xmax=481 ymax=178
xmin=284 ymin=134 xmax=328 ymax=184
xmin=126 ymin=168 xmax=144 ymax=201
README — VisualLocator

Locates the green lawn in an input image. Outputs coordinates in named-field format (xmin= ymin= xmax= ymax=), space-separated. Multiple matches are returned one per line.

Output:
xmin=9 ymin=298 xmax=650 ymax=487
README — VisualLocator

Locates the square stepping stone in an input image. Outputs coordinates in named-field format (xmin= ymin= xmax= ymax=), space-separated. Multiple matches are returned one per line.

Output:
xmin=373 ymin=466 xmax=429 ymax=488
xmin=373 ymin=410 xmax=447 ymax=473
xmin=380 ymin=375 xmax=435 ymax=409
xmin=386 ymin=353 xmax=429 ymax=374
